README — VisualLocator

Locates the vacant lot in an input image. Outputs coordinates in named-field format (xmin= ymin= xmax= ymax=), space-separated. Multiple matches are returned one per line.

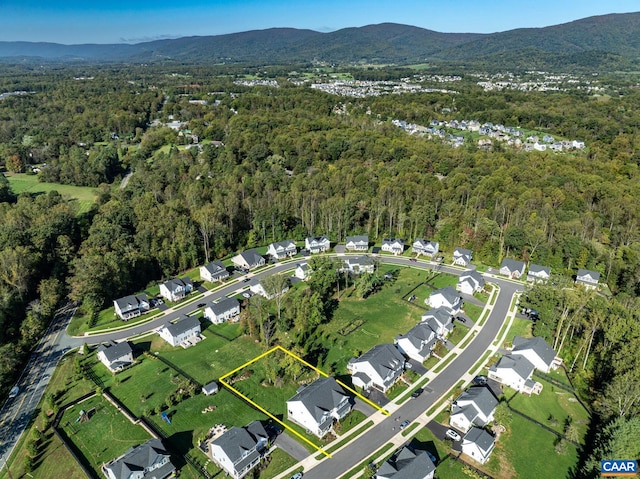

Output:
xmin=6 ymin=173 xmax=97 ymax=213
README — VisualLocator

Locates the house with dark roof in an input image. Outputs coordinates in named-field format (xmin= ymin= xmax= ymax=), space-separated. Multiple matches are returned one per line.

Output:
xmin=412 ymin=239 xmax=439 ymax=257
xmin=345 ymin=235 xmax=369 ymax=251
xmin=395 ymin=323 xmax=437 ymax=363
xmin=453 ymin=247 xmax=472 ymax=267
xmin=305 ymin=235 xmax=331 ymax=253
xmin=113 ymin=294 xmax=150 ymax=321
xmin=158 ymin=315 xmax=201 ymax=347
xmin=200 ymin=261 xmax=229 ymax=283
xmin=342 ymin=255 xmax=375 ymax=274
xmin=102 ymin=438 xmax=175 ymax=479
xmin=381 ymin=238 xmax=405 ymax=255
xmin=159 ymin=277 xmax=193 ymax=302
xmin=488 ymin=354 xmax=542 ymax=395
xmin=462 ymin=427 xmax=495 ymax=464
xmin=347 ymin=343 xmax=405 ymax=393
xmin=266 ymin=239 xmax=297 ymax=260
xmin=499 ymin=259 xmax=526 ymax=279
xmin=232 ymin=249 xmax=265 ymax=271
xmin=427 ymin=286 xmax=462 ymax=315
xmin=511 ymin=336 xmax=562 ymax=373
xmin=421 ymin=307 xmax=454 ymax=338
xmin=286 ymin=377 xmax=353 ymax=437
xmin=457 ymin=270 xmax=485 ymax=295
xmin=527 ymin=264 xmax=551 ymax=283
xmin=450 ymin=386 xmax=499 ymax=433
xmin=294 ymin=263 xmax=311 ymax=280
xmin=204 ymin=297 xmax=240 ymax=325
xmin=376 ymin=446 xmax=436 ymax=479
xmin=575 ymin=269 xmax=600 ymax=289
xmin=208 ymin=421 xmax=269 ymax=479
xmin=97 ymin=341 xmax=133 ymax=373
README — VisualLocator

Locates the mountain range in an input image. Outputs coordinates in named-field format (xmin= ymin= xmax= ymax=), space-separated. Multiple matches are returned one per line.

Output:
xmin=1 ymin=12 xmax=640 ymax=70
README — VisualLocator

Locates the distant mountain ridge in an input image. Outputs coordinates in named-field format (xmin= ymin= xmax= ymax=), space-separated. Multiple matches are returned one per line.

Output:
xmin=1 ymin=12 xmax=639 ymax=69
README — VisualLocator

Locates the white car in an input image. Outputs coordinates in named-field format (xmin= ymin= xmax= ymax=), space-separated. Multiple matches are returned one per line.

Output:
xmin=445 ymin=429 xmax=461 ymax=441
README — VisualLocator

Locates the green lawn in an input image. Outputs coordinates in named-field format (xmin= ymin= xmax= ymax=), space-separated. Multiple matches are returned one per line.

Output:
xmin=409 ymin=427 xmax=469 ymax=479
xmin=503 ymin=317 xmax=534 ymax=347
xmin=59 ymin=395 xmax=152 ymax=477
xmin=6 ymin=173 xmax=97 ymax=214
xmin=259 ymin=448 xmax=299 ymax=479
xmin=463 ymin=302 xmax=484 ymax=322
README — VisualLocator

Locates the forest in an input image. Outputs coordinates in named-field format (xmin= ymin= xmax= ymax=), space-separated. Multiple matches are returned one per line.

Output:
xmin=1 ymin=63 xmax=640 ymax=476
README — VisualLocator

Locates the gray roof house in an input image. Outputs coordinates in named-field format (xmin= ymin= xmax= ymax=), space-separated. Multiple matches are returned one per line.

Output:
xmin=457 ymin=270 xmax=485 ymax=295
xmin=287 ymin=377 xmax=353 ymax=438
xmin=102 ymin=438 xmax=175 ymax=479
xmin=395 ymin=323 xmax=437 ymax=363
xmin=345 ymin=235 xmax=369 ymax=251
xmin=266 ymin=239 xmax=297 ymax=260
xmin=462 ymin=427 xmax=496 ymax=464
xmin=488 ymin=354 xmax=542 ymax=395
xmin=376 ymin=446 xmax=436 ymax=479
xmin=159 ymin=277 xmax=193 ymax=302
xmin=381 ymin=238 xmax=405 ymax=255
xmin=343 ymin=255 xmax=375 ymax=274
xmin=427 ymin=286 xmax=462 ymax=314
xmin=204 ymin=297 xmax=241 ymax=325
xmin=158 ymin=315 xmax=201 ymax=348
xmin=97 ymin=341 xmax=134 ymax=373
xmin=305 ymin=235 xmax=330 ymax=253
xmin=412 ymin=239 xmax=439 ymax=257
xmin=113 ymin=294 xmax=150 ymax=321
xmin=209 ymin=421 xmax=269 ymax=479
xmin=527 ymin=264 xmax=551 ymax=283
xmin=575 ymin=269 xmax=600 ymax=289
xmin=200 ymin=261 xmax=229 ymax=283
xmin=232 ymin=249 xmax=265 ymax=271
xmin=499 ymin=259 xmax=526 ymax=279
xmin=453 ymin=247 xmax=472 ymax=266
xmin=347 ymin=343 xmax=405 ymax=393
xmin=421 ymin=307 xmax=454 ymax=338
xmin=511 ymin=336 xmax=562 ymax=373
xmin=450 ymin=386 xmax=499 ymax=433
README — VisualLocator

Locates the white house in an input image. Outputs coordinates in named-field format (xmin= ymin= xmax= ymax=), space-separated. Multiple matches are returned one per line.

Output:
xmin=450 ymin=386 xmax=498 ymax=433
xmin=158 ymin=315 xmax=201 ymax=347
xmin=381 ymin=238 xmax=405 ymax=255
xmin=575 ymin=269 xmax=600 ymax=289
xmin=527 ymin=264 xmax=551 ymax=283
xmin=347 ymin=343 xmax=405 ymax=393
xmin=232 ymin=250 xmax=265 ymax=271
xmin=294 ymin=263 xmax=311 ymax=280
xmin=427 ymin=286 xmax=462 ymax=315
xmin=395 ymin=323 xmax=437 ymax=363
xmin=376 ymin=446 xmax=436 ymax=479
xmin=421 ymin=307 xmax=454 ymax=338
xmin=97 ymin=341 xmax=133 ymax=373
xmin=499 ymin=259 xmax=526 ymax=279
xmin=412 ymin=239 xmax=439 ymax=257
xmin=345 ymin=235 xmax=369 ymax=251
xmin=287 ymin=377 xmax=352 ymax=438
xmin=462 ymin=427 xmax=495 ymax=464
xmin=249 ymin=279 xmax=290 ymax=299
xmin=113 ymin=294 xmax=150 ymax=321
xmin=102 ymin=439 xmax=175 ymax=479
xmin=159 ymin=277 xmax=193 ymax=302
xmin=453 ymin=247 xmax=472 ymax=267
xmin=510 ymin=336 xmax=562 ymax=373
xmin=204 ymin=297 xmax=241 ymax=324
xmin=456 ymin=270 xmax=485 ymax=295
xmin=266 ymin=239 xmax=297 ymax=260
xmin=305 ymin=236 xmax=330 ymax=253
xmin=209 ymin=421 xmax=269 ymax=479
xmin=342 ymin=255 xmax=375 ymax=274
xmin=488 ymin=354 xmax=542 ymax=395
xmin=200 ymin=261 xmax=229 ymax=283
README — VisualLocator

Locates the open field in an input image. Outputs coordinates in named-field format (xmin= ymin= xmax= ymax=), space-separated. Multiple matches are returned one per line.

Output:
xmin=5 ymin=173 xmax=97 ymax=213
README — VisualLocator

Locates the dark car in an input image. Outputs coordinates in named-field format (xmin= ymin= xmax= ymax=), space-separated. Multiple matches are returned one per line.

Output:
xmin=456 ymin=316 xmax=466 ymax=323
xmin=197 ymin=303 xmax=206 ymax=308
xmin=473 ymin=375 xmax=488 ymax=386
xmin=411 ymin=388 xmax=424 ymax=398
xmin=410 ymin=258 xmax=418 ymax=262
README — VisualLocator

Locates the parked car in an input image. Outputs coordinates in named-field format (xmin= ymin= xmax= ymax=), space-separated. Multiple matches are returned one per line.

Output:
xmin=400 ymin=420 xmax=410 ymax=430
xmin=411 ymin=388 xmax=424 ymax=399
xmin=290 ymin=473 xmax=304 ymax=479
xmin=456 ymin=316 xmax=466 ymax=323
xmin=472 ymin=375 xmax=488 ymax=386
xmin=426 ymin=450 xmax=437 ymax=463
xmin=8 ymin=386 xmax=19 ymax=398
xmin=445 ymin=429 xmax=461 ymax=441
xmin=197 ymin=303 xmax=206 ymax=308
xmin=410 ymin=258 xmax=418 ymax=262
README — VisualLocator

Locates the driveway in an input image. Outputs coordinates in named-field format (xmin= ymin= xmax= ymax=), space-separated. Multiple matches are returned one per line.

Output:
xmin=426 ymin=420 xmax=462 ymax=452
xmin=408 ymin=359 xmax=428 ymax=375
xmin=361 ymin=389 xmax=389 ymax=408
xmin=455 ymin=313 xmax=474 ymax=329
xmin=274 ymin=431 xmax=310 ymax=462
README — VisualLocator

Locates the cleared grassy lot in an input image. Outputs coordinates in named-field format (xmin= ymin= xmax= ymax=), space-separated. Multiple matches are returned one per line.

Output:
xmin=5 ymin=173 xmax=97 ymax=213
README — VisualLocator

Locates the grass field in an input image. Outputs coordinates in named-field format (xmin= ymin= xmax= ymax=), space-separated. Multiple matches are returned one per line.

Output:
xmin=503 ymin=317 xmax=534 ymax=346
xmin=5 ymin=173 xmax=97 ymax=214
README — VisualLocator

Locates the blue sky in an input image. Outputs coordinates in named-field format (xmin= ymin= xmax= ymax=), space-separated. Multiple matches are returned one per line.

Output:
xmin=1 ymin=0 xmax=638 ymax=44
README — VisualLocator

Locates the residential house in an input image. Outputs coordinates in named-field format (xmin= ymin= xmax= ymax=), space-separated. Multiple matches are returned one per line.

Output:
xmin=376 ymin=446 xmax=436 ymax=479
xmin=249 ymin=278 xmax=290 ymax=299
xmin=232 ymin=250 xmax=265 ymax=271
xmin=294 ymin=263 xmax=311 ymax=280
xmin=113 ymin=294 xmax=150 ymax=321
xmin=209 ymin=421 xmax=269 ymax=479
xmin=200 ymin=261 xmax=229 ymax=283
xmin=158 ymin=315 xmax=201 ymax=347
xmin=266 ymin=240 xmax=297 ymax=261
xmin=461 ymin=427 xmax=495 ymax=464
xmin=527 ymin=264 xmax=551 ymax=283
xmin=381 ymin=238 xmax=405 ymax=255
xmin=575 ymin=269 xmax=600 ymax=289
xmin=421 ymin=307 xmax=454 ymax=338
xmin=347 ymin=343 xmax=405 ymax=393
xmin=343 ymin=256 xmax=375 ymax=274
xmin=488 ymin=354 xmax=542 ymax=395
xmin=305 ymin=236 xmax=330 ymax=253
xmin=345 ymin=235 xmax=369 ymax=251
xmin=97 ymin=341 xmax=133 ymax=373
xmin=159 ymin=277 xmax=193 ymax=302
xmin=412 ymin=239 xmax=439 ymax=257
xmin=427 ymin=286 xmax=462 ymax=315
xmin=286 ymin=377 xmax=353 ymax=438
xmin=453 ymin=248 xmax=472 ymax=267
xmin=450 ymin=386 xmax=499 ymax=433
xmin=395 ymin=323 xmax=437 ymax=363
xmin=204 ymin=297 xmax=240 ymax=325
xmin=499 ymin=259 xmax=526 ymax=279
xmin=457 ymin=271 xmax=485 ymax=295
xmin=102 ymin=438 xmax=175 ymax=479
xmin=511 ymin=336 xmax=562 ymax=373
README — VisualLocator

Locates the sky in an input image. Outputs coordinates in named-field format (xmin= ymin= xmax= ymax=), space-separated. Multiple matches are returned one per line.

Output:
xmin=1 ymin=0 xmax=638 ymax=44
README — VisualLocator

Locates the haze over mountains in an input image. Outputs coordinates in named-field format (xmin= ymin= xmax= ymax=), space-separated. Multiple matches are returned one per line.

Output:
xmin=1 ymin=12 xmax=640 ymax=70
